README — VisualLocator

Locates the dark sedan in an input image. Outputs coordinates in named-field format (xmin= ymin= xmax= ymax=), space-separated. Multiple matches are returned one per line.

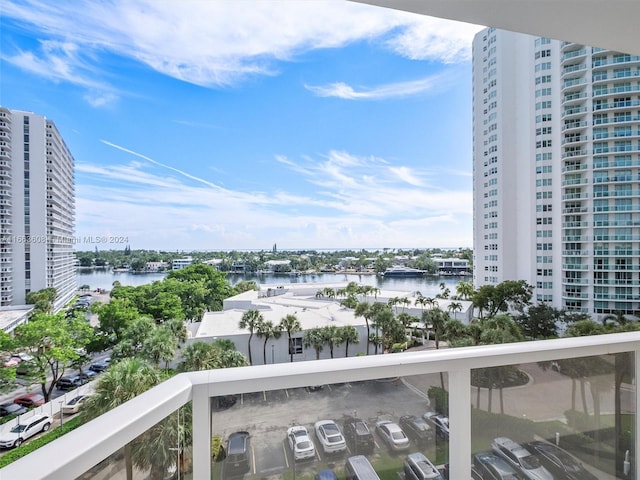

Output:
xmin=0 ymin=402 xmax=28 ymax=417
xmin=399 ymin=415 xmax=434 ymax=446
xmin=526 ymin=441 xmax=599 ymax=480
xmin=89 ymin=357 xmax=111 ymax=372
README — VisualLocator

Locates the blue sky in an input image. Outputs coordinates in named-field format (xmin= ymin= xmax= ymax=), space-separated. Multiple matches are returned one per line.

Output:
xmin=0 ymin=1 xmax=483 ymax=251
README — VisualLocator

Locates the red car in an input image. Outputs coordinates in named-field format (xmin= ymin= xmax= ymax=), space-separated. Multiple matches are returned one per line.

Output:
xmin=13 ymin=393 xmax=45 ymax=408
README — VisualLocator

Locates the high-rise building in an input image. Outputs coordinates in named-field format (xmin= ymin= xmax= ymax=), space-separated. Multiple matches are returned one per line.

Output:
xmin=0 ymin=107 xmax=76 ymax=309
xmin=472 ymin=28 xmax=640 ymax=320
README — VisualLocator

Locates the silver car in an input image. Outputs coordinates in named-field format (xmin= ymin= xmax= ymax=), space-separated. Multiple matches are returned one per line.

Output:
xmin=491 ymin=437 xmax=553 ymax=480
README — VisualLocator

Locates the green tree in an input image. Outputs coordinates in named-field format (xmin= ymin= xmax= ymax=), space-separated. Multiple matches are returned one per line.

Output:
xmin=355 ymin=302 xmax=373 ymax=355
xmin=303 ymin=328 xmax=325 ymax=360
xmin=0 ymin=331 xmax=17 ymax=392
xmin=422 ymin=308 xmax=449 ymax=349
xmin=142 ymin=327 xmax=177 ymax=370
xmin=81 ymin=358 xmax=166 ymax=480
xmin=167 ymin=264 xmax=234 ymax=312
xmin=472 ymin=280 xmax=533 ymax=318
xmin=14 ymin=312 xmax=93 ymax=401
xmin=279 ymin=314 xmax=302 ymax=363
xmin=178 ymin=340 xmax=248 ymax=372
xmin=455 ymin=281 xmax=474 ymax=300
xmin=94 ymin=298 xmax=140 ymax=348
xmin=340 ymin=325 xmax=360 ymax=357
xmin=256 ymin=320 xmax=282 ymax=365
xmin=112 ymin=317 xmax=156 ymax=360
xmin=516 ymin=303 xmax=561 ymax=339
xmin=239 ymin=310 xmax=263 ymax=366
xmin=234 ymin=280 xmax=259 ymax=293
xmin=321 ymin=325 xmax=343 ymax=359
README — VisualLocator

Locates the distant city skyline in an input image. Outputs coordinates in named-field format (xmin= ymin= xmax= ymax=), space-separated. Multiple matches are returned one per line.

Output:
xmin=0 ymin=1 xmax=483 ymax=251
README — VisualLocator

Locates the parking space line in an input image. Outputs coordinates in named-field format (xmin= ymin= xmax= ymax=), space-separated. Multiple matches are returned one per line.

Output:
xmin=251 ymin=445 xmax=257 ymax=475
xmin=326 ymin=384 xmax=332 ymax=391
xmin=285 ymin=388 xmax=289 ymax=399
xmin=241 ymin=393 xmax=244 ymax=405
xmin=262 ymin=391 xmax=267 ymax=401
xmin=282 ymin=442 xmax=289 ymax=469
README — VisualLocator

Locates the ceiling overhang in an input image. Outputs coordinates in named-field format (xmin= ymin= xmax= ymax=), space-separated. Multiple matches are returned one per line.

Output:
xmin=353 ymin=0 xmax=639 ymax=55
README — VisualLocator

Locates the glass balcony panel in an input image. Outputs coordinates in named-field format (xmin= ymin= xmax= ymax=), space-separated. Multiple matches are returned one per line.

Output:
xmin=471 ymin=354 xmax=635 ymax=480
xmin=74 ymin=406 xmax=189 ymax=480
xmin=210 ymin=374 xmax=448 ymax=480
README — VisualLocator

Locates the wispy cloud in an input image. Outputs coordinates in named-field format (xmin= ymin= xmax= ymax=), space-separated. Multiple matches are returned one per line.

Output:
xmin=75 ymin=148 xmax=472 ymax=249
xmin=1 ymin=0 xmax=481 ymax=98
xmin=3 ymin=39 xmax=119 ymax=105
xmin=305 ymin=73 xmax=448 ymax=100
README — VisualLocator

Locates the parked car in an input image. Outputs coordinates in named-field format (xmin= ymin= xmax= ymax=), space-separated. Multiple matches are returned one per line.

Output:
xmin=15 ymin=360 xmax=36 ymax=376
xmin=81 ymin=369 xmax=99 ymax=381
xmin=61 ymin=395 xmax=92 ymax=415
xmin=224 ymin=431 xmax=251 ymax=475
xmin=526 ymin=441 xmax=599 ymax=480
xmin=492 ymin=438 xmax=553 ymax=480
xmin=375 ymin=420 xmax=410 ymax=451
xmin=403 ymin=452 xmax=443 ymax=480
xmin=473 ymin=451 xmax=526 ymax=480
xmin=287 ymin=425 xmax=315 ymax=461
xmin=2 ymin=356 xmax=20 ymax=368
xmin=423 ymin=412 xmax=449 ymax=440
xmin=56 ymin=374 xmax=89 ymax=390
xmin=0 ymin=413 xmax=51 ymax=448
xmin=344 ymin=455 xmax=380 ymax=480
xmin=13 ymin=393 xmax=45 ymax=408
xmin=399 ymin=415 xmax=434 ymax=446
xmin=314 ymin=420 xmax=347 ymax=454
xmin=343 ymin=418 xmax=375 ymax=455
xmin=15 ymin=352 xmax=34 ymax=362
xmin=0 ymin=402 xmax=28 ymax=417
xmin=89 ymin=357 xmax=111 ymax=372
xmin=315 ymin=469 xmax=338 ymax=480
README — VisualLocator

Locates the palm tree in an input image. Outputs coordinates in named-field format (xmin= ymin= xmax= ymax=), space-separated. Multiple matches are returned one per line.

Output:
xmin=142 ymin=327 xmax=177 ymax=370
xmin=178 ymin=341 xmax=248 ymax=372
xmin=340 ymin=325 xmax=360 ymax=357
xmin=414 ymin=294 xmax=427 ymax=312
xmin=256 ymin=320 xmax=282 ymax=365
xmin=279 ymin=314 xmax=302 ymax=362
xmin=81 ymin=358 xmax=165 ymax=480
xmin=447 ymin=301 xmax=463 ymax=317
xmin=322 ymin=325 xmax=343 ymax=358
xmin=323 ymin=287 xmax=336 ymax=300
xmin=239 ymin=309 xmax=263 ymax=366
xmin=422 ymin=308 xmax=448 ymax=349
xmin=456 ymin=281 xmax=474 ymax=300
xmin=303 ymin=328 xmax=325 ymax=360
xmin=355 ymin=302 xmax=373 ymax=354
xmin=602 ymin=310 xmax=629 ymax=327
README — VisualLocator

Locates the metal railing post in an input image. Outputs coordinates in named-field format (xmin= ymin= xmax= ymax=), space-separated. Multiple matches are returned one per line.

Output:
xmin=192 ymin=385 xmax=211 ymax=480
xmin=449 ymin=368 xmax=471 ymax=479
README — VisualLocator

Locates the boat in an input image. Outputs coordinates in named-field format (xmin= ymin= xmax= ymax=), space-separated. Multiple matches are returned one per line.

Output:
xmin=381 ymin=266 xmax=427 ymax=278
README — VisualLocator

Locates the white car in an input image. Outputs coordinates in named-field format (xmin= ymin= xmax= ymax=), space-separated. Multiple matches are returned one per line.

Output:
xmin=61 ymin=394 xmax=92 ymax=415
xmin=375 ymin=420 xmax=410 ymax=451
xmin=314 ymin=420 xmax=347 ymax=454
xmin=287 ymin=425 xmax=316 ymax=461
xmin=0 ymin=414 xmax=52 ymax=449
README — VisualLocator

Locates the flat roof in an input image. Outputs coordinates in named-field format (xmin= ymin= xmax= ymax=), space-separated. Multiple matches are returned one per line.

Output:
xmin=0 ymin=306 xmax=32 ymax=333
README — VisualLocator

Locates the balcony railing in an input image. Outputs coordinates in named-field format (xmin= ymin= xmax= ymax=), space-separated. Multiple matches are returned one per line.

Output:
xmin=3 ymin=333 xmax=639 ymax=480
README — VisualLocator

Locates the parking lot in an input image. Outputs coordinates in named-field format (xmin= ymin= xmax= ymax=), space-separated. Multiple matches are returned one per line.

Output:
xmin=213 ymin=377 xmax=441 ymax=479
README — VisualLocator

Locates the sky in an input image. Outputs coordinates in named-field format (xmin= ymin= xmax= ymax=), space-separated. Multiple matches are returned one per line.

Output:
xmin=0 ymin=0 xmax=484 ymax=252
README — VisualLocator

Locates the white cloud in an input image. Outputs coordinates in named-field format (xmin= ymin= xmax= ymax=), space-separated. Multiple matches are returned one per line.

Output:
xmin=2 ymin=0 xmax=481 ymax=96
xmin=305 ymin=73 xmax=449 ymax=100
xmin=74 ymin=148 xmax=472 ymax=250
